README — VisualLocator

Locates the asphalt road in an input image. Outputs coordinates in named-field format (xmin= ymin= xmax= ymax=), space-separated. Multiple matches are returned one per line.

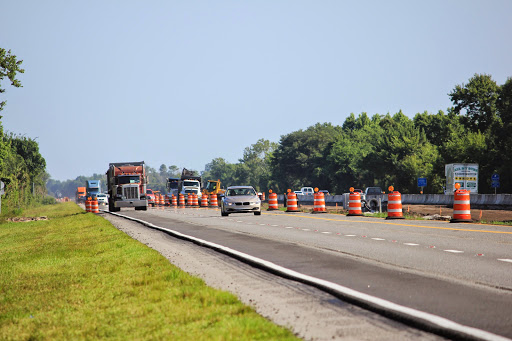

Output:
xmin=115 ymin=207 xmax=512 ymax=339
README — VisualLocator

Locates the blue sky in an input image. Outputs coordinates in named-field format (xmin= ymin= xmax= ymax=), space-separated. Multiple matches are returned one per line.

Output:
xmin=1 ymin=1 xmax=511 ymax=181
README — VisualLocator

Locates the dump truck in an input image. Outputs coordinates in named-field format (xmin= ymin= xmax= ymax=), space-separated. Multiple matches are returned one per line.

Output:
xmin=75 ymin=187 xmax=86 ymax=203
xmin=166 ymin=178 xmax=180 ymax=197
xmin=106 ymin=161 xmax=148 ymax=212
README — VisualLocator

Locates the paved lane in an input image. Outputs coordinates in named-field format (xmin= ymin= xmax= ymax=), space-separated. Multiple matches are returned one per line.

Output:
xmin=117 ymin=207 xmax=512 ymax=338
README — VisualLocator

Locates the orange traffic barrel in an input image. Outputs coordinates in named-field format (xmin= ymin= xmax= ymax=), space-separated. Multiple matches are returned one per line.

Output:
xmin=386 ymin=191 xmax=404 ymax=219
xmin=192 ymin=194 xmax=199 ymax=207
xmin=286 ymin=192 xmax=299 ymax=212
xmin=209 ymin=193 xmax=218 ymax=207
xmin=159 ymin=195 xmax=164 ymax=207
xmin=171 ymin=195 xmax=178 ymax=207
xmin=267 ymin=191 xmax=279 ymax=211
xmin=90 ymin=199 xmax=99 ymax=213
xmin=313 ymin=190 xmax=326 ymax=213
xmin=85 ymin=198 xmax=92 ymax=212
xmin=164 ymin=195 xmax=170 ymax=206
xmin=450 ymin=189 xmax=472 ymax=223
xmin=347 ymin=191 xmax=363 ymax=216
xmin=178 ymin=194 xmax=185 ymax=207
xmin=200 ymin=194 xmax=209 ymax=207
xmin=186 ymin=194 xmax=193 ymax=207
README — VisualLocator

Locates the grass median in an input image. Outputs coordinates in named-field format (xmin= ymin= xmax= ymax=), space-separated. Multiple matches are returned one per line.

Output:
xmin=0 ymin=202 xmax=298 ymax=340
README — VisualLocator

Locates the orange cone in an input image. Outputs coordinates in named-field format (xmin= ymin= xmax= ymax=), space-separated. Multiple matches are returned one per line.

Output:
xmin=450 ymin=183 xmax=472 ymax=223
xmin=386 ymin=187 xmax=404 ymax=219
xmin=347 ymin=188 xmax=363 ymax=216
xmin=267 ymin=190 xmax=279 ymax=211
xmin=312 ymin=188 xmax=326 ymax=214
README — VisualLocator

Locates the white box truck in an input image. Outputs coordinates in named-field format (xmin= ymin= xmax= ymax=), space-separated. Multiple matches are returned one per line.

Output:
xmin=445 ymin=163 xmax=478 ymax=194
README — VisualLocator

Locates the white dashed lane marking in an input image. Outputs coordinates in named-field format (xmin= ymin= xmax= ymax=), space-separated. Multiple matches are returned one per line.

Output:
xmin=170 ymin=211 xmax=511 ymax=265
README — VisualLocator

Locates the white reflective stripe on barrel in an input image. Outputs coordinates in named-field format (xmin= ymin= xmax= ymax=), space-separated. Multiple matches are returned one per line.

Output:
xmin=453 ymin=210 xmax=471 ymax=215
xmin=388 ymin=201 xmax=401 ymax=204
xmin=349 ymin=200 xmax=361 ymax=203
xmin=454 ymin=200 xmax=470 ymax=204
xmin=388 ymin=209 xmax=402 ymax=213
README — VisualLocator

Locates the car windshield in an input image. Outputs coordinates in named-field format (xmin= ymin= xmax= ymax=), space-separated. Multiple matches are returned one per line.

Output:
xmin=226 ymin=188 xmax=256 ymax=196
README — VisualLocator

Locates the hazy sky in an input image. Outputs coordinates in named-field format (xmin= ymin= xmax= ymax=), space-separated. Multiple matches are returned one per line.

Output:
xmin=1 ymin=1 xmax=511 ymax=181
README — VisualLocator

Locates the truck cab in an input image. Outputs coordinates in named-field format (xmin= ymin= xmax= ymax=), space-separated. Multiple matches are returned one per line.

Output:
xmin=86 ymin=180 xmax=101 ymax=200
xmin=300 ymin=187 xmax=314 ymax=195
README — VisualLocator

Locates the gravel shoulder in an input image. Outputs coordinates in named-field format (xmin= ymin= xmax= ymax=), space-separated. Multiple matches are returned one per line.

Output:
xmin=101 ymin=211 xmax=444 ymax=341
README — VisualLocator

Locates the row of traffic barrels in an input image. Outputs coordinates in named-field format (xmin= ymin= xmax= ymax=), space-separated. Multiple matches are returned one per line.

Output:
xmin=267 ymin=186 xmax=472 ymax=223
xmin=157 ymin=194 xmax=220 ymax=208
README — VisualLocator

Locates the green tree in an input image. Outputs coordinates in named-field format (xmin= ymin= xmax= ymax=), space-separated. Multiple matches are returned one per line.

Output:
xmin=271 ymin=123 xmax=342 ymax=192
xmin=0 ymin=48 xmax=24 ymax=117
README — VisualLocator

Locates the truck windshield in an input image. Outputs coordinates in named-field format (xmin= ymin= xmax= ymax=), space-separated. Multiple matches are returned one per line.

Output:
xmin=118 ymin=176 xmax=140 ymax=184
xmin=184 ymin=181 xmax=199 ymax=187
xmin=206 ymin=182 xmax=217 ymax=191
xmin=168 ymin=182 xmax=178 ymax=189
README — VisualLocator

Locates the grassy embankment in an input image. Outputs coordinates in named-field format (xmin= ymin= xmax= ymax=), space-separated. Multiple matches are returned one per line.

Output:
xmin=0 ymin=202 xmax=298 ymax=340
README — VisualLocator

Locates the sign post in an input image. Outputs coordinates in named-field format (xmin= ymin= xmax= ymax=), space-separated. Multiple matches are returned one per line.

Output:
xmin=417 ymin=177 xmax=427 ymax=194
xmin=0 ymin=181 xmax=4 ymax=214
xmin=491 ymin=173 xmax=500 ymax=195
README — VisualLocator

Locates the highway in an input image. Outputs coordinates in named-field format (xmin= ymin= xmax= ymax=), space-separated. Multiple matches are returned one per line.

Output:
xmin=113 ymin=207 xmax=512 ymax=339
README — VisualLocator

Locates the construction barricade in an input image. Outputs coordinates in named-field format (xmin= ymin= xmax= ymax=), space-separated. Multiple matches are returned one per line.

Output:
xmin=90 ymin=198 xmax=99 ymax=213
xmin=312 ymin=188 xmax=326 ymax=213
xmin=164 ymin=195 xmax=170 ymax=207
xmin=450 ymin=183 xmax=472 ymax=223
xmin=286 ymin=190 xmax=299 ymax=212
xmin=191 ymin=194 xmax=199 ymax=207
xmin=209 ymin=193 xmax=218 ymax=207
xmin=386 ymin=187 xmax=404 ymax=219
xmin=85 ymin=198 xmax=92 ymax=213
xmin=178 ymin=194 xmax=185 ymax=207
xmin=171 ymin=195 xmax=178 ymax=207
xmin=200 ymin=194 xmax=209 ymax=208
xmin=347 ymin=188 xmax=363 ymax=216
xmin=267 ymin=190 xmax=279 ymax=211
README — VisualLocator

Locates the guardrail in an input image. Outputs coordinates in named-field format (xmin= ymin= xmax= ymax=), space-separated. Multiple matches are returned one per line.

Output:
xmin=274 ymin=193 xmax=512 ymax=208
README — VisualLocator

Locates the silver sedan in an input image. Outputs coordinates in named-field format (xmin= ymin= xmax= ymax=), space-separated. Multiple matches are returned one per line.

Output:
xmin=221 ymin=186 xmax=261 ymax=216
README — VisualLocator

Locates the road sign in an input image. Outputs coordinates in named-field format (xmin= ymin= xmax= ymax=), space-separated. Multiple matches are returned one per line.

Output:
xmin=491 ymin=173 xmax=500 ymax=181
xmin=417 ymin=177 xmax=427 ymax=187
xmin=491 ymin=181 xmax=500 ymax=188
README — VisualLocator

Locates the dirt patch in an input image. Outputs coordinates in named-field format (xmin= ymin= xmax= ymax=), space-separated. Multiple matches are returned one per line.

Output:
xmin=7 ymin=216 xmax=48 ymax=223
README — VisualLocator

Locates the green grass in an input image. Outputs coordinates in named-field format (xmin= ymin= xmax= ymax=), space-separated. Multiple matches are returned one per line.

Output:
xmin=0 ymin=202 xmax=298 ymax=340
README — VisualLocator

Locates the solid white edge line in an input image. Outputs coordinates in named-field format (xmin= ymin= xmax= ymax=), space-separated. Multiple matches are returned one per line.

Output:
xmin=106 ymin=211 xmax=510 ymax=341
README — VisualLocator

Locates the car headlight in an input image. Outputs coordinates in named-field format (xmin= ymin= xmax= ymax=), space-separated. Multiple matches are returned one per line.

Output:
xmin=226 ymin=201 xmax=235 ymax=206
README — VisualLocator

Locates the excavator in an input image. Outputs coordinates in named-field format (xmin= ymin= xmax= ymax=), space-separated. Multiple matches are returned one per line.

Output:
xmin=202 ymin=179 xmax=225 ymax=206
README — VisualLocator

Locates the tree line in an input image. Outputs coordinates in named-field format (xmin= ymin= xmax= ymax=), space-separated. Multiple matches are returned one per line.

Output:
xmin=1 ymin=48 xmax=51 ymax=214
xmin=203 ymin=74 xmax=512 ymax=195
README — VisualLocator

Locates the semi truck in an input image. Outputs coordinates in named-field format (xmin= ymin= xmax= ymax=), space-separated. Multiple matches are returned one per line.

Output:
xmin=75 ymin=187 xmax=86 ymax=203
xmin=106 ymin=161 xmax=148 ymax=212
xmin=179 ymin=168 xmax=202 ymax=200
xmin=445 ymin=163 xmax=479 ymax=194
xmin=86 ymin=180 xmax=101 ymax=200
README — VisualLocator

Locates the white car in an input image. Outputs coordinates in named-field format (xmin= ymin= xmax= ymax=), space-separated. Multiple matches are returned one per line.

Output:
xmin=221 ymin=186 xmax=261 ymax=216
xmin=96 ymin=193 xmax=108 ymax=205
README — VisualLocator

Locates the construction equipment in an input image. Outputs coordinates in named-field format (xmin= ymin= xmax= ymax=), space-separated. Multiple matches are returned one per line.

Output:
xmin=203 ymin=179 xmax=225 ymax=206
